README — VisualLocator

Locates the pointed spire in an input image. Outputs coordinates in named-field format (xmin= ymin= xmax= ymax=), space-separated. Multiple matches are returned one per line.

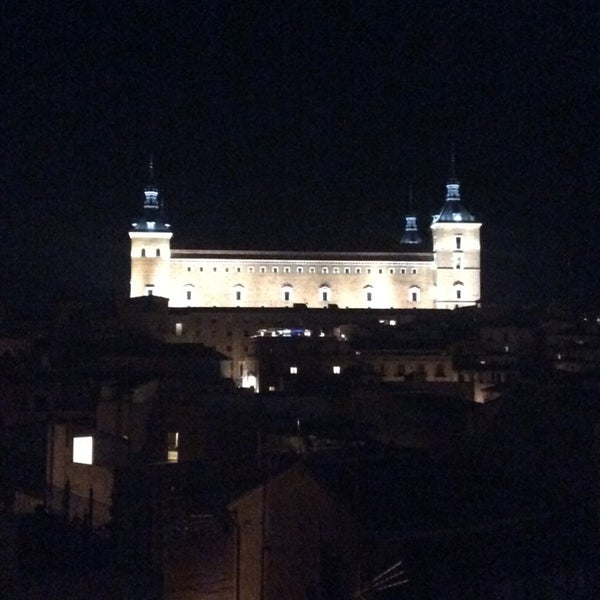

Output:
xmin=446 ymin=146 xmax=460 ymax=201
xmin=449 ymin=144 xmax=457 ymax=182
xmin=144 ymin=155 xmax=159 ymax=209
xmin=400 ymin=185 xmax=422 ymax=245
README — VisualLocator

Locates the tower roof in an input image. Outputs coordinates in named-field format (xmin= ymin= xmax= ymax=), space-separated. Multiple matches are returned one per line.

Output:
xmin=130 ymin=158 xmax=171 ymax=232
xmin=432 ymin=155 xmax=476 ymax=223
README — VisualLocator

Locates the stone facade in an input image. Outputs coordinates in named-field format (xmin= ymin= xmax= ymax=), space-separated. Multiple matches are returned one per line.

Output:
xmin=129 ymin=172 xmax=481 ymax=310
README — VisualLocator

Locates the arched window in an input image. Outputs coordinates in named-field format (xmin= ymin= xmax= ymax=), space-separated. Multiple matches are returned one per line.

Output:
xmin=409 ymin=286 xmax=420 ymax=303
xmin=141 ymin=248 xmax=146 ymax=257
xmin=281 ymin=284 xmax=293 ymax=302
xmin=454 ymin=281 xmax=464 ymax=301
xmin=233 ymin=284 xmax=244 ymax=303
xmin=319 ymin=285 xmax=331 ymax=303
xmin=364 ymin=285 xmax=374 ymax=303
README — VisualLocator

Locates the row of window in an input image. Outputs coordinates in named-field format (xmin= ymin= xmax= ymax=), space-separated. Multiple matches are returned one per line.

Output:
xmin=177 ymin=284 xmax=426 ymax=304
xmin=184 ymin=265 xmax=421 ymax=275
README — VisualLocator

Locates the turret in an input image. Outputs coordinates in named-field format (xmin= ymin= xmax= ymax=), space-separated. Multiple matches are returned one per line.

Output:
xmin=129 ymin=159 xmax=173 ymax=299
xmin=400 ymin=187 xmax=422 ymax=245
xmin=430 ymin=157 xmax=481 ymax=308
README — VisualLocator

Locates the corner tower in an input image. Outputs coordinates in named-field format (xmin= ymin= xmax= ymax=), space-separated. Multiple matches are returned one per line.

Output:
xmin=129 ymin=159 xmax=173 ymax=298
xmin=430 ymin=162 xmax=481 ymax=308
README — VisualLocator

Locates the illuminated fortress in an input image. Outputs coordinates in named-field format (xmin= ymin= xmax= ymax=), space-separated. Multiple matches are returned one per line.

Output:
xmin=129 ymin=162 xmax=481 ymax=310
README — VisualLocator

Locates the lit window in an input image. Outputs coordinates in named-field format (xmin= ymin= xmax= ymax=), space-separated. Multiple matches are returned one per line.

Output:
xmin=175 ymin=322 xmax=183 ymax=336
xmin=332 ymin=365 xmax=341 ymax=374
xmin=73 ymin=436 xmax=93 ymax=465
xmin=167 ymin=431 xmax=179 ymax=463
xmin=290 ymin=365 xmax=298 ymax=374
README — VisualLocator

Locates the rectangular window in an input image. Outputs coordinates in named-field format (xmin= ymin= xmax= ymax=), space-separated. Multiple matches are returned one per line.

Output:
xmin=411 ymin=292 xmax=418 ymax=302
xmin=378 ymin=269 xmax=383 ymax=274
xmin=401 ymin=268 xmax=406 ymax=274
xmin=322 ymin=291 xmax=328 ymax=302
xmin=344 ymin=267 xmax=350 ymax=274
xmin=297 ymin=267 xmax=304 ymax=273
xmin=272 ymin=267 xmax=278 ymax=273
xmin=237 ymin=267 xmax=241 ymax=272
xmin=73 ymin=436 xmax=93 ymax=464
xmin=322 ymin=267 xmax=328 ymax=273
xmin=388 ymin=268 xmax=394 ymax=274
xmin=411 ymin=268 xmax=417 ymax=274
xmin=456 ymin=289 xmax=462 ymax=300
xmin=333 ymin=267 xmax=339 ymax=274
xmin=332 ymin=365 xmax=341 ymax=374
xmin=284 ymin=291 xmax=290 ymax=301
xmin=199 ymin=267 xmax=203 ymax=272
xmin=186 ymin=291 xmax=191 ymax=300
xmin=309 ymin=267 xmax=316 ymax=273
xmin=290 ymin=365 xmax=298 ymax=374
xmin=284 ymin=266 xmax=290 ymax=273
xmin=213 ymin=267 xmax=217 ymax=272
xmin=367 ymin=292 xmax=372 ymax=302
xmin=187 ymin=267 xmax=191 ymax=272
xmin=355 ymin=267 xmax=362 ymax=274
xmin=248 ymin=266 xmax=254 ymax=273
xmin=175 ymin=322 xmax=183 ymax=336
xmin=235 ymin=291 xmax=241 ymax=301
xmin=456 ymin=236 xmax=462 ymax=250
xmin=260 ymin=266 xmax=266 ymax=273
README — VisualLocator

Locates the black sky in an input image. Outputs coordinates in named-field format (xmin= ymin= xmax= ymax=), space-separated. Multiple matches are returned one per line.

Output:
xmin=1 ymin=1 xmax=598 ymax=314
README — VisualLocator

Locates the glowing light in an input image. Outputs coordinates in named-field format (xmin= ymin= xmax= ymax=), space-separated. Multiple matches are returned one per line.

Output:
xmin=332 ymin=365 xmax=341 ymax=374
xmin=73 ymin=436 xmax=93 ymax=464
xmin=290 ymin=365 xmax=298 ymax=374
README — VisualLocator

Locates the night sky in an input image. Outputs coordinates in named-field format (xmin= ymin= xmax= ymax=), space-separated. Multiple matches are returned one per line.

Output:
xmin=2 ymin=1 xmax=598 ymax=315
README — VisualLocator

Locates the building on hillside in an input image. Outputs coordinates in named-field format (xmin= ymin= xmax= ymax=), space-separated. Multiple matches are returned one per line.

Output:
xmin=129 ymin=160 xmax=481 ymax=309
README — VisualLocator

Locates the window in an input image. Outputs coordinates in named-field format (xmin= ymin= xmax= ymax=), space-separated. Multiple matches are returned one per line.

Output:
xmin=297 ymin=266 xmax=304 ymax=273
xmin=282 ymin=266 xmax=289 ymax=273
xmin=290 ymin=365 xmax=298 ymax=375
xmin=141 ymin=248 xmax=146 ymax=257
xmin=260 ymin=266 xmax=266 ymax=273
xmin=248 ymin=266 xmax=254 ymax=273
xmin=333 ymin=267 xmax=339 ymax=274
xmin=355 ymin=267 xmax=362 ymax=274
xmin=167 ymin=432 xmax=179 ymax=463
xmin=322 ymin=290 xmax=329 ymax=302
xmin=367 ymin=292 xmax=373 ymax=302
xmin=379 ymin=269 xmax=382 ymax=274
xmin=234 ymin=285 xmax=244 ymax=302
xmin=309 ymin=267 xmax=316 ymax=273
xmin=282 ymin=285 xmax=293 ymax=302
xmin=388 ymin=268 xmax=394 ymax=274
xmin=409 ymin=286 xmax=421 ymax=303
xmin=344 ymin=267 xmax=350 ymax=274
xmin=175 ymin=322 xmax=183 ymax=336
xmin=187 ymin=267 xmax=191 ymax=272
xmin=272 ymin=267 xmax=278 ymax=273
xmin=322 ymin=267 xmax=328 ymax=274
xmin=73 ymin=436 xmax=93 ymax=464
xmin=156 ymin=248 xmax=161 ymax=257
xmin=145 ymin=285 xmax=154 ymax=296
xmin=367 ymin=268 xmax=371 ymax=274
xmin=186 ymin=290 xmax=191 ymax=300
xmin=237 ymin=267 xmax=241 ymax=272
xmin=199 ymin=266 xmax=204 ymax=272
xmin=225 ymin=267 xmax=229 ymax=272
xmin=401 ymin=268 xmax=406 ymax=274
xmin=236 ymin=291 xmax=241 ymax=301
xmin=455 ymin=257 xmax=462 ymax=269
xmin=455 ymin=236 xmax=462 ymax=250
xmin=411 ymin=268 xmax=417 ymax=274
xmin=454 ymin=282 xmax=464 ymax=301
xmin=365 ymin=285 xmax=374 ymax=303
xmin=332 ymin=365 xmax=341 ymax=374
